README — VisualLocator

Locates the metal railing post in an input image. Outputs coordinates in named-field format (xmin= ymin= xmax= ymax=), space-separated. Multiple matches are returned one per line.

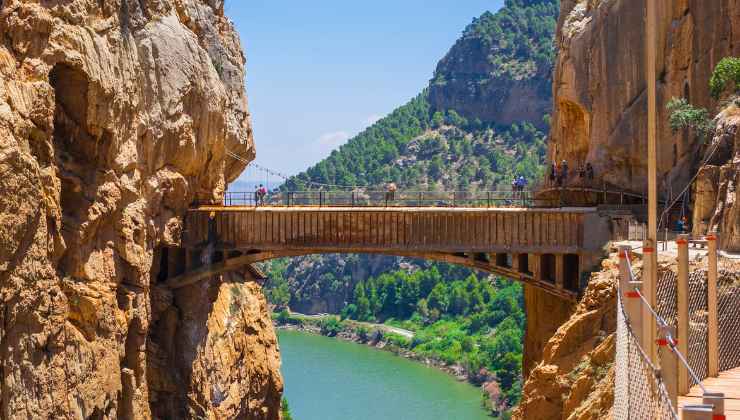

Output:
xmin=452 ymin=192 xmax=456 ymax=207
xmin=319 ymin=191 xmax=324 ymax=208
xmin=603 ymin=181 xmax=607 ymax=204
xmin=677 ymin=234 xmax=690 ymax=395
xmin=487 ymin=191 xmax=491 ymax=208
xmin=707 ymin=232 xmax=719 ymax=377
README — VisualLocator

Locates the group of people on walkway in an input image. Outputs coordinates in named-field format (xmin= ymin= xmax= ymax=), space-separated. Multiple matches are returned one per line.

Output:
xmin=254 ymin=184 xmax=268 ymax=205
xmin=549 ymin=160 xmax=594 ymax=187
xmin=511 ymin=175 xmax=528 ymax=193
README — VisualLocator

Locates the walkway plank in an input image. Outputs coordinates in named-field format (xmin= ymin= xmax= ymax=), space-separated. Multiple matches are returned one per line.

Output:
xmin=679 ymin=366 xmax=740 ymax=419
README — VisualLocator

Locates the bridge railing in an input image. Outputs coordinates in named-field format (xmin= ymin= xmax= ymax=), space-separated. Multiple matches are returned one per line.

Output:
xmin=615 ymin=236 xmax=737 ymax=418
xmin=614 ymin=282 xmax=678 ymax=419
xmin=212 ymin=185 xmax=656 ymax=209
xmin=219 ymin=190 xmax=543 ymax=208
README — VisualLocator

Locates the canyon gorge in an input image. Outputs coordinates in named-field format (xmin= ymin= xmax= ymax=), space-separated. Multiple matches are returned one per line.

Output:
xmin=1 ymin=0 xmax=739 ymax=419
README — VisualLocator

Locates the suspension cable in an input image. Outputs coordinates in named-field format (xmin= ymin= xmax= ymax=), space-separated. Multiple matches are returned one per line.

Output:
xmin=226 ymin=149 xmax=370 ymax=189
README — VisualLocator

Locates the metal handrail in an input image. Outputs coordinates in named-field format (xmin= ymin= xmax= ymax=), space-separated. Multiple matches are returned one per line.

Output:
xmin=216 ymin=190 xmax=539 ymax=208
xmin=204 ymin=186 xmax=662 ymax=208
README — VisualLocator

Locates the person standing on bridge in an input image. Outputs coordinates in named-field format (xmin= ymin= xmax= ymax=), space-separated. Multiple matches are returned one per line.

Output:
xmin=386 ymin=182 xmax=397 ymax=205
xmin=549 ymin=162 xmax=557 ymax=186
xmin=257 ymin=184 xmax=267 ymax=206
xmin=519 ymin=176 xmax=528 ymax=191
xmin=586 ymin=162 xmax=594 ymax=181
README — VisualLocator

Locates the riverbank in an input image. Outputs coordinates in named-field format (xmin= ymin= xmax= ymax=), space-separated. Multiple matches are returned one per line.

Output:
xmin=273 ymin=312 xmax=504 ymax=415
xmin=278 ymin=329 xmax=494 ymax=420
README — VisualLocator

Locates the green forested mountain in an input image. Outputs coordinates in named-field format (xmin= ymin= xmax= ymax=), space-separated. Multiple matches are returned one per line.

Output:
xmin=429 ymin=0 xmax=558 ymax=128
xmin=281 ymin=93 xmax=547 ymax=191
xmin=265 ymin=1 xmax=559 ymax=416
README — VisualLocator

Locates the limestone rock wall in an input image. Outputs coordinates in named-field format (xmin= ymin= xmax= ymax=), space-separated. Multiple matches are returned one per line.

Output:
xmin=550 ymin=0 xmax=740 ymax=199
xmin=0 ymin=0 xmax=281 ymax=418
xmin=692 ymin=104 xmax=739 ymax=251
xmin=514 ymin=256 xmax=618 ymax=420
xmin=522 ymin=285 xmax=574 ymax=377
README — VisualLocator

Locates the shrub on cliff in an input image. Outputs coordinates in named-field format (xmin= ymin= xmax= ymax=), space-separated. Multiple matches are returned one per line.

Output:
xmin=666 ymin=98 xmax=713 ymax=139
xmin=281 ymin=398 xmax=294 ymax=420
xmin=710 ymin=57 xmax=740 ymax=99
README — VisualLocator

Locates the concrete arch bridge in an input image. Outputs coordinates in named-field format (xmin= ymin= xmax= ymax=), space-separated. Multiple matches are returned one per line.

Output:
xmin=160 ymin=203 xmax=615 ymax=301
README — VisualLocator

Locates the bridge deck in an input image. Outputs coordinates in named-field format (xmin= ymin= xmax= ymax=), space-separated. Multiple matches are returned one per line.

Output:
xmin=678 ymin=367 xmax=740 ymax=418
xmin=185 ymin=206 xmax=608 ymax=254
xmin=173 ymin=205 xmax=612 ymax=299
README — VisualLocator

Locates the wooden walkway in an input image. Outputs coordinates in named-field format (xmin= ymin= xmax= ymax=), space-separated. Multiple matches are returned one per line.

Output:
xmin=678 ymin=367 xmax=740 ymax=418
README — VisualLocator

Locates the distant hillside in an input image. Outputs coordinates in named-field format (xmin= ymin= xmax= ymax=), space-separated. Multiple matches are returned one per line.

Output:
xmin=429 ymin=0 xmax=558 ymax=128
xmin=281 ymin=0 xmax=558 ymax=192
xmin=281 ymin=93 xmax=547 ymax=192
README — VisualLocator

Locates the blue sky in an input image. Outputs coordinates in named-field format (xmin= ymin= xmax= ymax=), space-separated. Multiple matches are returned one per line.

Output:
xmin=225 ymin=0 xmax=505 ymax=183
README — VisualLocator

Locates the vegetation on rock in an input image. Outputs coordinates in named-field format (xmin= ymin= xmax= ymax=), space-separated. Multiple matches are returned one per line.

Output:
xmin=666 ymin=98 xmax=713 ymax=139
xmin=668 ymin=58 xmax=740 ymax=140
xmin=281 ymin=398 xmax=294 ymax=420
xmin=709 ymin=57 xmax=740 ymax=99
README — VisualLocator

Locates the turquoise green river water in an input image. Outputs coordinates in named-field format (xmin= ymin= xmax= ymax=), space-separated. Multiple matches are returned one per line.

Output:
xmin=278 ymin=330 xmax=492 ymax=420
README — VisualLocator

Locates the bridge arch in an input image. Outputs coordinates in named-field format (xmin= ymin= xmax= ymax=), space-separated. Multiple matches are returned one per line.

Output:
xmin=163 ymin=249 xmax=578 ymax=301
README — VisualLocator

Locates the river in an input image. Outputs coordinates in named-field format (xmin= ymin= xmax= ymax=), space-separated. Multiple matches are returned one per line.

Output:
xmin=278 ymin=330 xmax=493 ymax=420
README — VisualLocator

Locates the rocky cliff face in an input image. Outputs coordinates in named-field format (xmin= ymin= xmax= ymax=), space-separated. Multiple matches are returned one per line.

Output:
xmin=428 ymin=34 xmax=552 ymax=128
xmin=429 ymin=1 xmax=558 ymax=129
xmin=692 ymin=103 xmax=739 ymax=251
xmin=514 ymin=256 xmax=618 ymax=420
xmin=0 ymin=1 xmax=281 ymax=418
xmin=549 ymin=0 xmax=739 ymax=202
xmin=515 ymin=0 xmax=740 ymax=417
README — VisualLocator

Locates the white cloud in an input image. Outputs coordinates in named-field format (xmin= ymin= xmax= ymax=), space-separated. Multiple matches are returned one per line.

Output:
xmin=316 ymin=131 xmax=351 ymax=148
xmin=363 ymin=114 xmax=382 ymax=126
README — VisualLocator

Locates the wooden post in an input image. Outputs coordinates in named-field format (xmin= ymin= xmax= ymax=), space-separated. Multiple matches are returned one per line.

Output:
xmin=660 ymin=326 xmax=679 ymax=409
xmin=645 ymin=0 xmax=660 ymax=368
xmin=681 ymin=405 xmax=714 ymax=420
xmin=677 ymin=234 xmax=690 ymax=394
xmin=703 ymin=392 xmax=725 ymax=419
xmin=707 ymin=233 xmax=719 ymax=377
xmin=643 ymin=239 xmax=658 ymax=363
